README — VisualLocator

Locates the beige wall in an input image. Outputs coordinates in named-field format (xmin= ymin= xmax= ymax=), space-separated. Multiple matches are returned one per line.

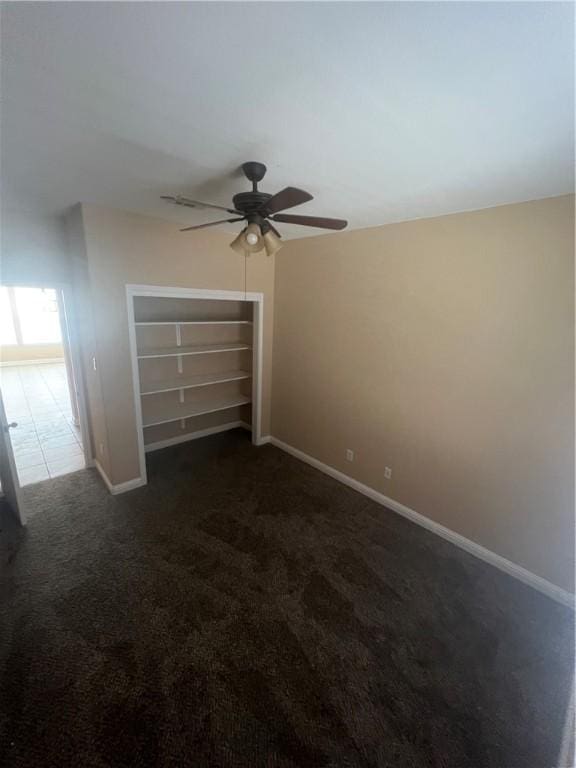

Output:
xmin=0 ymin=343 xmax=63 ymax=363
xmin=66 ymin=206 xmax=111 ymax=474
xmin=272 ymin=195 xmax=575 ymax=593
xmin=74 ymin=204 xmax=275 ymax=486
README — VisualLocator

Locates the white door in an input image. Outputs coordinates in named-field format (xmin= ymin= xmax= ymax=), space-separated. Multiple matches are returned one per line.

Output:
xmin=0 ymin=389 xmax=25 ymax=525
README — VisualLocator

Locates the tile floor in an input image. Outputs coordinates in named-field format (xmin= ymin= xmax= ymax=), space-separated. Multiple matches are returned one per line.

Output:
xmin=0 ymin=363 xmax=85 ymax=486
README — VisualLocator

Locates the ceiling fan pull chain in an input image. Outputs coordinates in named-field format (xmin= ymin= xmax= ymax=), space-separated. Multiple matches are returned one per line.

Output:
xmin=244 ymin=252 xmax=247 ymax=301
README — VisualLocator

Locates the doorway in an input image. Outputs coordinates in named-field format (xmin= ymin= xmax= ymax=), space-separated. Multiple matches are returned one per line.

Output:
xmin=0 ymin=285 xmax=86 ymax=486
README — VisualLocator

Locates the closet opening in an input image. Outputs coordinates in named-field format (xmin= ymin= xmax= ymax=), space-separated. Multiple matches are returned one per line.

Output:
xmin=127 ymin=286 xmax=264 ymax=486
xmin=0 ymin=285 xmax=88 ymax=486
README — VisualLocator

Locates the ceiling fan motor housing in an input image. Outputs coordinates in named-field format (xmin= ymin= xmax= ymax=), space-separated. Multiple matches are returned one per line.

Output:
xmin=232 ymin=191 xmax=272 ymax=217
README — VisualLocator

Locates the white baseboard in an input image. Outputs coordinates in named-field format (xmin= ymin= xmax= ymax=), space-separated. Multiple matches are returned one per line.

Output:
xmin=240 ymin=422 xmax=270 ymax=446
xmin=269 ymin=437 xmax=574 ymax=609
xmin=94 ymin=460 xmax=145 ymax=495
xmin=240 ymin=421 xmax=271 ymax=446
xmin=0 ymin=357 xmax=65 ymax=367
xmin=145 ymin=421 xmax=247 ymax=453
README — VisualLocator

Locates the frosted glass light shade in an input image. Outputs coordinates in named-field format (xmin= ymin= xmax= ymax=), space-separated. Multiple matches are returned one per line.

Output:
xmin=244 ymin=223 xmax=263 ymax=252
xmin=263 ymin=229 xmax=283 ymax=257
xmin=230 ymin=230 xmax=248 ymax=255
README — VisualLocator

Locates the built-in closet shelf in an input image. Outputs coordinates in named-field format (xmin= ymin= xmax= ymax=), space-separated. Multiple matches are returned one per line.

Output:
xmin=142 ymin=395 xmax=251 ymax=428
xmin=129 ymin=288 xmax=262 ymax=461
xmin=135 ymin=320 xmax=253 ymax=326
xmin=140 ymin=370 xmax=251 ymax=396
xmin=137 ymin=342 xmax=252 ymax=359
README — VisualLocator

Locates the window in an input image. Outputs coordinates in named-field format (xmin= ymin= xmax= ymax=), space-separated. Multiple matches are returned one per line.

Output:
xmin=0 ymin=286 xmax=62 ymax=345
xmin=14 ymin=288 xmax=62 ymax=344
xmin=0 ymin=287 xmax=17 ymax=345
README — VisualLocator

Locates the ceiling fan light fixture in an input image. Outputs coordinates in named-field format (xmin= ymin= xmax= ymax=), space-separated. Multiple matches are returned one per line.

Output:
xmin=244 ymin=222 xmax=263 ymax=252
xmin=262 ymin=229 xmax=282 ymax=257
xmin=230 ymin=223 xmax=263 ymax=254
xmin=230 ymin=223 xmax=263 ymax=255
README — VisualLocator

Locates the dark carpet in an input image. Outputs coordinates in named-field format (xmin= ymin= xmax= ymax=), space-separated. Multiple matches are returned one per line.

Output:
xmin=0 ymin=429 xmax=573 ymax=768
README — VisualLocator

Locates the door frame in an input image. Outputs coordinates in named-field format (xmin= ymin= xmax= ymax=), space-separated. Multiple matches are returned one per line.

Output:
xmin=58 ymin=283 xmax=93 ymax=465
xmin=126 ymin=284 xmax=265 ymax=487
xmin=0 ymin=280 xmax=93 ymax=467
xmin=0 ymin=389 xmax=26 ymax=525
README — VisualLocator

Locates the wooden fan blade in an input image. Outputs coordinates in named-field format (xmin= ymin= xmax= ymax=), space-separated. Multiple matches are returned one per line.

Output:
xmin=262 ymin=187 xmax=313 ymax=215
xmin=180 ymin=217 xmax=245 ymax=232
xmin=271 ymin=214 xmax=347 ymax=230
xmin=162 ymin=195 xmax=242 ymax=215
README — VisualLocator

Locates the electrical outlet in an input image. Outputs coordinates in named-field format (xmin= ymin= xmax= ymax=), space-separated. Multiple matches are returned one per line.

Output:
xmin=346 ymin=449 xmax=354 ymax=462
xmin=384 ymin=466 xmax=392 ymax=479
xmin=99 ymin=442 xmax=104 ymax=456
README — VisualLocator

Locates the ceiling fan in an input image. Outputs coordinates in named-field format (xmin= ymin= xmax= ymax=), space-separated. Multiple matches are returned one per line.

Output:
xmin=161 ymin=161 xmax=348 ymax=257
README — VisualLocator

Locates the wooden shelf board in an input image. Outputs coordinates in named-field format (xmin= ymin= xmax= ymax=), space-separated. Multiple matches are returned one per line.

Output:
xmin=135 ymin=320 xmax=252 ymax=326
xmin=137 ymin=342 xmax=251 ymax=359
xmin=142 ymin=396 xmax=251 ymax=428
xmin=140 ymin=370 xmax=251 ymax=395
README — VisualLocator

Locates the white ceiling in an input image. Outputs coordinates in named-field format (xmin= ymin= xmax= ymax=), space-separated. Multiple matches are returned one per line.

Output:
xmin=2 ymin=2 xmax=573 ymax=240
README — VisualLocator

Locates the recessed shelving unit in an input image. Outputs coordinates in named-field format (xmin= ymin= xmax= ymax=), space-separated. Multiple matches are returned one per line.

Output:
xmin=127 ymin=286 xmax=263 ymax=486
